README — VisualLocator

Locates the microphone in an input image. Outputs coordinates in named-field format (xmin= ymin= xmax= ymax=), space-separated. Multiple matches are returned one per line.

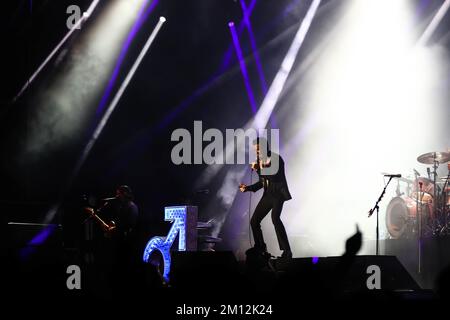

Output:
xmin=101 ymin=197 xmax=117 ymax=202
xmin=253 ymin=147 xmax=261 ymax=172
xmin=384 ymin=174 xmax=401 ymax=178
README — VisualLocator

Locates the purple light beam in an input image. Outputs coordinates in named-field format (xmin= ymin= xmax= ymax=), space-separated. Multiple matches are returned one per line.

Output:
xmin=229 ymin=21 xmax=258 ymax=114
xmin=220 ymin=0 xmax=258 ymax=72
xmin=240 ymin=0 xmax=268 ymax=94
xmin=96 ymin=0 xmax=159 ymax=116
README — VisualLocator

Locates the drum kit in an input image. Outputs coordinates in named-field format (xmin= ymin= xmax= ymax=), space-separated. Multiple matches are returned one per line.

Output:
xmin=386 ymin=151 xmax=450 ymax=239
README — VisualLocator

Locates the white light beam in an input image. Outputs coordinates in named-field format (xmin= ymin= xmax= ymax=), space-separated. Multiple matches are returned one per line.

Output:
xmin=44 ymin=16 xmax=166 ymax=223
xmin=417 ymin=0 xmax=450 ymax=46
xmin=13 ymin=0 xmax=100 ymax=103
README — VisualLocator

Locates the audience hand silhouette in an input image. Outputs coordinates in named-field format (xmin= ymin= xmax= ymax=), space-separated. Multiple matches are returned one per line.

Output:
xmin=344 ymin=225 xmax=362 ymax=257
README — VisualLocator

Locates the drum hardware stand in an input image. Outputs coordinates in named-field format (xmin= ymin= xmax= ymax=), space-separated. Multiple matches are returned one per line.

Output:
xmin=368 ymin=176 xmax=395 ymax=256
xmin=413 ymin=170 xmax=423 ymax=275
xmin=432 ymin=156 xmax=439 ymax=234
xmin=413 ymin=169 xmax=420 ymax=236
xmin=439 ymin=172 xmax=450 ymax=235
xmin=395 ymin=179 xmax=402 ymax=197
xmin=418 ymin=182 xmax=424 ymax=274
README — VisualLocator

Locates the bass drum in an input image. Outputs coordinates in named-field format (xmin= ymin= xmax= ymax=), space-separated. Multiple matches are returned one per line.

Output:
xmin=385 ymin=196 xmax=432 ymax=239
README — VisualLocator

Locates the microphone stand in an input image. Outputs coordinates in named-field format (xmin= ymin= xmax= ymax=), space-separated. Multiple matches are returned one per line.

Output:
xmin=414 ymin=172 xmax=421 ymax=274
xmin=368 ymin=176 xmax=395 ymax=255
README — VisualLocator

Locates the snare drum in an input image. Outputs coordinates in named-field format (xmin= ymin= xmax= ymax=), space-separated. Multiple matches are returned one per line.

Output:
xmin=411 ymin=177 xmax=435 ymax=204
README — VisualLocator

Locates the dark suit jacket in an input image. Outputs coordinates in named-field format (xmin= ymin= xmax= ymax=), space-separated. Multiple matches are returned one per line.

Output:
xmin=246 ymin=152 xmax=292 ymax=201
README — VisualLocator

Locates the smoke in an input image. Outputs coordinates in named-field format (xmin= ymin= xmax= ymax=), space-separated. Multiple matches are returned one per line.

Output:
xmin=20 ymin=0 xmax=148 ymax=163
xmin=210 ymin=167 xmax=247 ymax=238
xmin=24 ymin=52 xmax=106 ymax=159
xmin=278 ymin=0 xmax=449 ymax=257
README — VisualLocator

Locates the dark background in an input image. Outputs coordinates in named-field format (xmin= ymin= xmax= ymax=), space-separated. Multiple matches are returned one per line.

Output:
xmin=1 ymin=0 xmax=316 ymax=249
xmin=1 ymin=0 xmax=449 ymax=251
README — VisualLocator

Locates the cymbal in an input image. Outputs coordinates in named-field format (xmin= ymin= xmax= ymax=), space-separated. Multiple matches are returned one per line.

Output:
xmin=417 ymin=151 xmax=450 ymax=165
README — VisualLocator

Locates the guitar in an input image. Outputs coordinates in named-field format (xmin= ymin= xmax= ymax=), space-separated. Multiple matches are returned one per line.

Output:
xmin=83 ymin=207 xmax=116 ymax=237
